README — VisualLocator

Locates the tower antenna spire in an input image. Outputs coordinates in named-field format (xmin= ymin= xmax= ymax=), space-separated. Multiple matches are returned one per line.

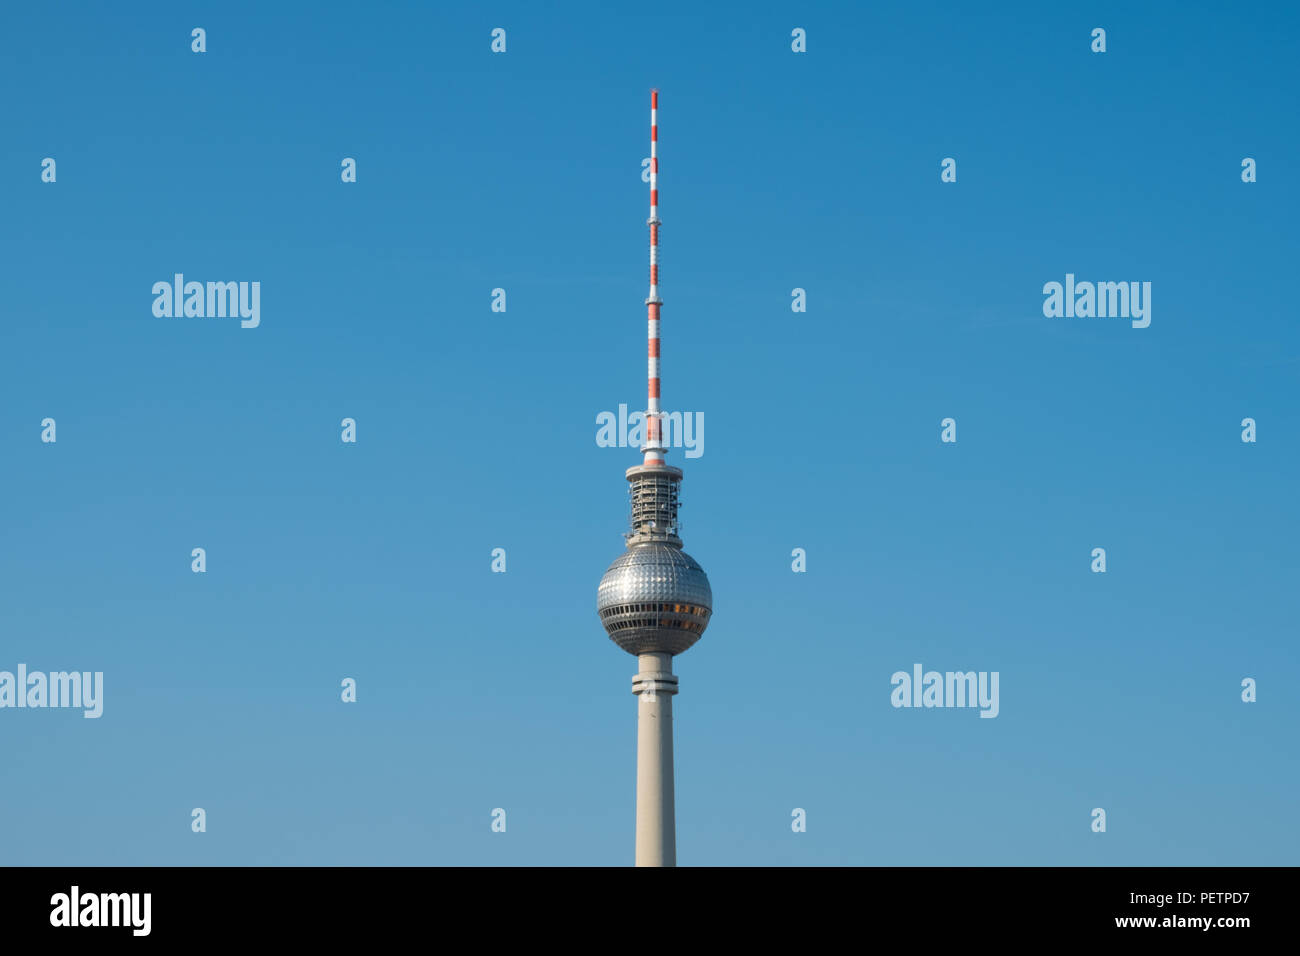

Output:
xmin=644 ymin=88 xmax=665 ymax=466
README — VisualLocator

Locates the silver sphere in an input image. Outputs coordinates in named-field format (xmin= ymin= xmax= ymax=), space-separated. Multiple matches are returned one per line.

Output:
xmin=597 ymin=543 xmax=712 ymax=656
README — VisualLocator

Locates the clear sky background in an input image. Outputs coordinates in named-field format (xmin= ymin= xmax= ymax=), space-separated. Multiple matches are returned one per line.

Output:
xmin=1 ymin=1 xmax=1296 ymax=865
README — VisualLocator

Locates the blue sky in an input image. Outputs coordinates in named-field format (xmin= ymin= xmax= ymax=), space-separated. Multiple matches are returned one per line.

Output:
xmin=1 ymin=0 xmax=1296 ymax=865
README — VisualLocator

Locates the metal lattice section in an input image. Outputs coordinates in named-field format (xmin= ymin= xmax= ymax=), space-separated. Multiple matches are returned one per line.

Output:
xmin=628 ymin=468 xmax=680 ymax=541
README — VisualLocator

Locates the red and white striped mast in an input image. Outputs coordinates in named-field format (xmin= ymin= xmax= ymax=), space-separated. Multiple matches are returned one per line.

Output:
xmin=644 ymin=88 xmax=665 ymax=466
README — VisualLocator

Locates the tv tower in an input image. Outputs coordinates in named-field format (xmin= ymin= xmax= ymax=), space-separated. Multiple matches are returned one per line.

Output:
xmin=597 ymin=90 xmax=713 ymax=867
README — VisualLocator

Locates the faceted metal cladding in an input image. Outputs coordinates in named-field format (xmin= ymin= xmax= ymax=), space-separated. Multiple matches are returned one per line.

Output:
xmin=597 ymin=543 xmax=712 ymax=656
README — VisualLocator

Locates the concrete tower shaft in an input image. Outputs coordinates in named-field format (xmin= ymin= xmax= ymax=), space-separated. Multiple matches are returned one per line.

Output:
xmin=633 ymin=652 xmax=677 ymax=867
